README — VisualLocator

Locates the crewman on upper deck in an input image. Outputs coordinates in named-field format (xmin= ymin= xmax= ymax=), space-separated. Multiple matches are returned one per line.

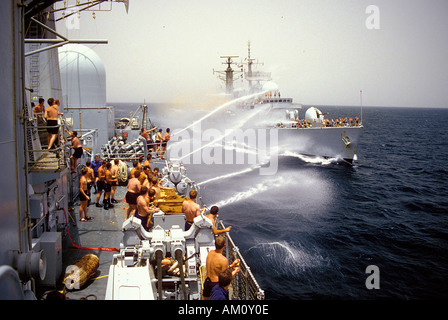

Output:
xmin=159 ymin=128 xmax=171 ymax=160
xmin=155 ymin=129 xmax=163 ymax=156
xmin=45 ymin=98 xmax=63 ymax=150
xmin=34 ymin=98 xmax=47 ymax=147
xmin=33 ymin=98 xmax=45 ymax=117
xmin=140 ymin=127 xmax=157 ymax=152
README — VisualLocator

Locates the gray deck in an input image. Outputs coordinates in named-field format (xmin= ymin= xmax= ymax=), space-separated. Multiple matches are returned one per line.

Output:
xmin=59 ymin=185 xmax=128 ymax=300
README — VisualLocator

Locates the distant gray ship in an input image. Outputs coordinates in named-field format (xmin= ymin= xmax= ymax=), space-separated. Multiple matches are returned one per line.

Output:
xmin=214 ymin=42 xmax=364 ymax=164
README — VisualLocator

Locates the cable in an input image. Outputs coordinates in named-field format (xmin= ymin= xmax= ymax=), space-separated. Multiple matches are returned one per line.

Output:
xmin=62 ymin=207 xmax=119 ymax=252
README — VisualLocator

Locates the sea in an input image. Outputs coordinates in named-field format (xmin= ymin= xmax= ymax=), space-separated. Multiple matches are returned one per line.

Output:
xmin=113 ymin=102 xmax=448 ymax=300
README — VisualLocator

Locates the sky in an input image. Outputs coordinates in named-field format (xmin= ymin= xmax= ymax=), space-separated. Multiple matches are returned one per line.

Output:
xmin=55 ymin=0 xmax=448 ymax=108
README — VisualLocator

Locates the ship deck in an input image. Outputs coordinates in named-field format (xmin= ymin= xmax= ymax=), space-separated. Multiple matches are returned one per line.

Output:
xmin=43 ymin=185 xmax=129 ymax=300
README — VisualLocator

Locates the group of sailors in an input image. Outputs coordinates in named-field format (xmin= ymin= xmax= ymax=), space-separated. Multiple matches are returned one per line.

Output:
xmin=124 ymin=154 xmax=163 ymax=230
xmin=140 ymin=127 xmax=172 ymax=160
xmin=77 ymin=153 xmax=164 ymax=225
xmin=76 ymin=146 xmax=238 ymax=300
xmin=264 ymin=91 xmax=281 ymax=98
xmin=32 ymin=97 xmax=63 ymax=151
xmin=323 ymin=116 xmax=360 ymax=127
xmin=32 ymin=97 xmax=86 ymax=174
xmin=122 ymin=157 xmax=239 ymax=300
xmin=77 ymin=153 xmax=241 ymax=300
xmin=284 ymin=116 xmax=360 ymax=128
xmin=32 ymin=97 xmax=240 ymax=300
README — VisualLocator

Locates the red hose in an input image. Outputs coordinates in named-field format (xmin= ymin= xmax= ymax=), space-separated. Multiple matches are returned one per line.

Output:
xmin=63 ymin=208 xmax=120 ymax=252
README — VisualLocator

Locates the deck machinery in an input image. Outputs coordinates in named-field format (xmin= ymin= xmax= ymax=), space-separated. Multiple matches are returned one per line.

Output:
xmin=105 ymin=160 xmax=265 ymax=300
xmin=105 ymin=211 xmax=215 ymax=300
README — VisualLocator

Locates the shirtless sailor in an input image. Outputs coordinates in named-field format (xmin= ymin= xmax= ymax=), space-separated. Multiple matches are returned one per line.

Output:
xmin=182 ymin=190 xmax=205 ymax=231
xmin=202 ymin=236 xmax=240 ymax=300
xmin=65 ymin=129 xmax=83 ymax=173
xmin=84 ymin=161 xmax=94 ymax=206
xmin=44 ymin=99 xmax=63 ymax=150
xmin=125 ymin=170 xmax=141 ymax=219
xmin=104 ymin=162 xmax=117 ymax=210
xmin=135 ymin=186 xmax=159 ymax=230
xmin=110 ymin=159 xmax=119 ymax=203
xmin=95 ymin=160 xmax=107 ymax=207
xmin=79 ymin=167 xmax=92 ymax=222
xmin=205 ymin=206 xmax=231 ymax=236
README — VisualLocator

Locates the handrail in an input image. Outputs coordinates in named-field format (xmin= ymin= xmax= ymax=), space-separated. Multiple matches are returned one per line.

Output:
xmin=25 ymin=115 xmax=68 ymax=172
xmin=26 ymin=115 xmax=101 ymax=172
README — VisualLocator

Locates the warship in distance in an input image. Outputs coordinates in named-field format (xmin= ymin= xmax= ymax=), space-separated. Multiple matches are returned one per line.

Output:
xmin=214 ymin=42 xmax=364 ymax=164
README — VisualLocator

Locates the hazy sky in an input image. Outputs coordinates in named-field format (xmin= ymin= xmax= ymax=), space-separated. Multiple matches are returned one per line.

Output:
xmin=55 ymin=0 xmax=448 ymax=108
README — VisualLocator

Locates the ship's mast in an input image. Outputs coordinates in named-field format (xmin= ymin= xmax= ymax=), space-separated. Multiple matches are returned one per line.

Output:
xmin=213 ymin=55 xmax=241 ymax=95
xmin=213 ymin=42 xmax=270 ymax=96
xmin=247 ymin=41 xmax=255 ymax=91
xmin=244 ymin=41 xmax=268 ymax=93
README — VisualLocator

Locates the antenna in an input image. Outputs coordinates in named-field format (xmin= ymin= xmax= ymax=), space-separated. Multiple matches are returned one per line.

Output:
xmin=52 ymin=0 xmax=130 ymax=21
xmin=118 ymin=0 xmax=130 ymax=13
xmin=360 ymin=90 xmax=363 ymax=125
xmin=241 ymin=41 xmax=270 ymax=93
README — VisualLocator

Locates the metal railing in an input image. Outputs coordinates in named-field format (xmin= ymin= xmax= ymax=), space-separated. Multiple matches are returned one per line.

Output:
xmin=25 ymin=115 xmax=68 ymax=171
xmin=76 ymin=128 xmax=99 ymax=160
xmin=218 ymin=219 xmax=265 ymax=300
xmin=25 ymin=115 xmax=100 ymax=172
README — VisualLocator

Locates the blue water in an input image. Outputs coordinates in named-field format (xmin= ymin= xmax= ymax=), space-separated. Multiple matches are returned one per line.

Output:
xmin=113 ymin=103 xmax=448 ymax=299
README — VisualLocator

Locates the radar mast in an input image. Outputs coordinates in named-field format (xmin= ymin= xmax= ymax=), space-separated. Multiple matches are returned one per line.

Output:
xmin=213 ymin=55 xmax=242 ymax=95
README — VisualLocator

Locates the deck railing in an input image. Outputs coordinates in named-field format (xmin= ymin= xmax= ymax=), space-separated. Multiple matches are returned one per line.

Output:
xmin=25 ymin=115 xmax=99 ymax=173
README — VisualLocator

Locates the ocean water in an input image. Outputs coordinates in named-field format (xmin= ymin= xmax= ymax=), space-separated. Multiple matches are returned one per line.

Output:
xmin=113 ymin=102 xmax=448 ymax=299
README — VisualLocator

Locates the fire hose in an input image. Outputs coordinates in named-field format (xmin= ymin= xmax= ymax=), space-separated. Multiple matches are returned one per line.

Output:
xmin=62 ymin=207 xmax=119 ymax=252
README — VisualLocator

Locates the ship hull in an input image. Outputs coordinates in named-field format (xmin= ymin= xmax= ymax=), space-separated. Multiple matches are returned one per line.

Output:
xmin=275 ymin=125 xmax=363 ymax=163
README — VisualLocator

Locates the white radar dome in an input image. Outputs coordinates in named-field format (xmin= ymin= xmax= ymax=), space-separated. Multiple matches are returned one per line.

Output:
xmin=58 ymin=44 xmax=106 ymax=108
xmin=305 ymin=107 xmax=324 ymax=124
xmin=262 ymin=81 xmax=279 ymax=92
